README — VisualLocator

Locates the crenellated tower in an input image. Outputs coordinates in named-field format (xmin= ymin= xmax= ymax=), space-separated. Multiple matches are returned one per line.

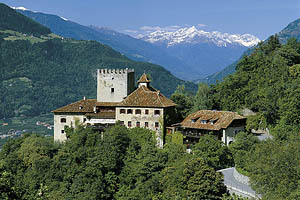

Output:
xmin=97 ymin=68 xmax=135 ymax=102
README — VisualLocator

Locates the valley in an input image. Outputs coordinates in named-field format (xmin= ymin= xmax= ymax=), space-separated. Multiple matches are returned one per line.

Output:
xmin=1 ymin=1 xmax=300 ymax=199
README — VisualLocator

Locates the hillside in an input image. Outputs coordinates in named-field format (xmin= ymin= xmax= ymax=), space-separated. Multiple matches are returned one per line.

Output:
xmin=16 ymin=9 xmax=198 ymax=80
xmin=204 ymin=17 xmax=300 ymax=84
xmin=212 ymin=35 xmax=300 ymax=132
xmin=0 ymin=3 xmax=50 ymax=36
xmin=0 ymin=3 xmax=197 ymax=119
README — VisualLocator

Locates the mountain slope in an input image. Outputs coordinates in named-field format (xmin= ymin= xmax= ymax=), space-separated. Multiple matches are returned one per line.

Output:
xmin=0 ymin=3 xmax=197 ymax=119
xmin=277 ymin=18 xmax=300 ymax=43
xmin=16 ymin=9 xmax=199 ymax=80
xmin=0 ymin=4 xmax=50 ymax=36
xmin=204 ymin=18 xmax=300 ymax=84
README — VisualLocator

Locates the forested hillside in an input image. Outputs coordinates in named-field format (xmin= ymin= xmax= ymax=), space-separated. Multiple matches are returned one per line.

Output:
xmin=170 ymin=35 xmax=300 ymax=199
xmin=203 ymin=17 xmax=300 ymax=84
xmin=0 ymin=4 xmax=50 ymax=36
xmin=210 ymin=36 xmax=300 ymax=199
xmin=212 ymin=36 xmax=300 ymax=133
xmin=0 ymin=3 xmax=196 ymax=119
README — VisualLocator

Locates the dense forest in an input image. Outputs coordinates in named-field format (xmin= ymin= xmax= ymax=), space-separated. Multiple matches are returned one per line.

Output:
xmin=0 ymin=3 xmax=196 ymax=120
xmin=0 ymin=125 xmax=241 ymax=200
xmin=170 ymin=35 xmax=300 ymax=199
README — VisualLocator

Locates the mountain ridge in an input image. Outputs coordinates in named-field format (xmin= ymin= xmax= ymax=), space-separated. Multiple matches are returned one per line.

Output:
xmin=16 ymin=8 xmax=200 ymax=80
xmin=138 ymin=26 xmax=260 ymax=48
xmin=0 ymin=3 xmax=197 ymax=119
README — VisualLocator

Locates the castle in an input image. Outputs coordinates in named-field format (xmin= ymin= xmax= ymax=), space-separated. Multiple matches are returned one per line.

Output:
xmin=52 ymin=68 xmax=176 ymax=147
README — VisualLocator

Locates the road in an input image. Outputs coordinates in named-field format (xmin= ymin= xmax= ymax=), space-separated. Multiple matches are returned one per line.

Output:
xmin=219 ymin=167 xmax=260 ymax=199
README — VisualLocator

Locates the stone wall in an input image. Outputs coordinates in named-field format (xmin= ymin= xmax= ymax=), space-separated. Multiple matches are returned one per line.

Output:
xmin=97 ymin=68 xmax=135 ymax=103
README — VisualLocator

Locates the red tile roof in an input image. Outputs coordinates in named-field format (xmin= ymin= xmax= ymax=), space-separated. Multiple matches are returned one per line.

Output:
xmin=52 ymin=100 xmax=118 ymax=113
xmin=137 ymin=73 xmax=151 ymax=83
xmin=180 ymin=110 xmax=246 ymax=131
xmin=52 ymin=99 xmax=97 ymax=113
xmin=118 ymin=85 xmax=176 ymax=108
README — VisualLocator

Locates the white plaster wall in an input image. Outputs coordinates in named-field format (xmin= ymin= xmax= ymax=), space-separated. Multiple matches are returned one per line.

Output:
xmin=97 ymin=69 xmax=135 ymax=102
xmin=116 ymin=107 xmax=164 ymax=147
xmin=222 ymin=126 xmax=245 ymax=145
xmin=116 ymin=107 xmax=163 ymax=130
xmin=54 ymin=113 xmax=86 ymax=142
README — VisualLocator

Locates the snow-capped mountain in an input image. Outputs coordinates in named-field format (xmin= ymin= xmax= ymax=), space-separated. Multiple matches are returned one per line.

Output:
xmin=138 ymin=26 xmax=260 ymax=47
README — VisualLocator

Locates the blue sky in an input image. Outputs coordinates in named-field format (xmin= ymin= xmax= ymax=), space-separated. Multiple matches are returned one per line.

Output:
xmin=1 ymin=0 xmax=300 ymax=40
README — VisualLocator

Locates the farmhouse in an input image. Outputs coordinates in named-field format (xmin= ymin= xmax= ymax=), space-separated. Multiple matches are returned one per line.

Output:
xmin=52 ymin=69 xmax=176 ymax=147
xmin=169 ymin=110 xmax=246 ymax=146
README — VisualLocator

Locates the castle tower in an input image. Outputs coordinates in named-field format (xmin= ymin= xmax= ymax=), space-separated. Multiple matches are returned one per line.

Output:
xmin=97 ymin=68 xmax=135 ymax=102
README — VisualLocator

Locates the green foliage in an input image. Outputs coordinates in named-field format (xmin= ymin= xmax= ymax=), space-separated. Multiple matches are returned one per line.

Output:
xmin=228 ymin=132 xmax=259 ymax=172
xmin=192 ymin=82 xmax=212 ymax=112
xmin=192 ymin=135 xmax=234 ymax=170
xmin=170 ymin=85 xmax=194 ymax=120
xmin=245 ymin=113 xmax=267 ymax=132
xmin=0 ymin=3 xmax=50 ymax=36
xmin=171 ymin=131 xmax=183 ymax=145
xmin=0 ymin=125 xmax=231 ymax=199
xmin=212 ymin=36 xmax=300 ymax=132
xmin=181 ymin=157 xmax=228 ymax=200
xmin=245 ymin=136 xmax=300 ymax=199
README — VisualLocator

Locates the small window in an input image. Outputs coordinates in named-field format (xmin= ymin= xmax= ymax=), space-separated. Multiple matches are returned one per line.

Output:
xmin=136 ymin=122 xmax=140 ymax=127
xmin=127 ymin=109 xmax=133 ymax=114
xmin=145 ymin=122 xmax=149 ymax=127
xmin=155 ymin=122 xmax=159 ymax=128
xmin=61 ymin=130 xmax=65 ymax=134
xmin=120 ymin=121 xmax=124 ymax=125
xmin=60 ymin=118 xmax=66 ymax=123
xmin=111 ymin=88 xmax=114 ymax=93
xmin=120 ymin=109 xmax=126 ymax=114
xmin=79 ymin=106 xmax=83 ymax=110
xmin=128 ymin=121 xmax=132 ymax=127
xmin=135 ymin=109 xmax=141 ymax=114
xmin=154 ymin=110 xmax=160 ymax=115
xmin=145 ymin=109 xmax=149 ymax=115
xmin=200 ymin=120 xmax=207 ymax=124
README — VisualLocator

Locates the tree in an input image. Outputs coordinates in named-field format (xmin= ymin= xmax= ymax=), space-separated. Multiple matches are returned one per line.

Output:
xmin=170 ymin=85 xmax=194 ymax=120
xmin=192 ymin=82 xmax=212 ymax=112
xmin=229 ymin=132 xmax=259 ymax=171
xmin=192 ymin=135 xmax=234 ymax=170
xmin=181 ymin=157 xmax=228 ymax=200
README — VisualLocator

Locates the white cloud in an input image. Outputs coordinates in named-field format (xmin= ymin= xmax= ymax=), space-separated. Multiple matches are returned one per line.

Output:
xmin=140 ymin=25 xmax=184 ymax=32
xmin=197 ymin=24 xmax=206 ymax=27
xmin=124 ymin=29 xmax=138 ymax=34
